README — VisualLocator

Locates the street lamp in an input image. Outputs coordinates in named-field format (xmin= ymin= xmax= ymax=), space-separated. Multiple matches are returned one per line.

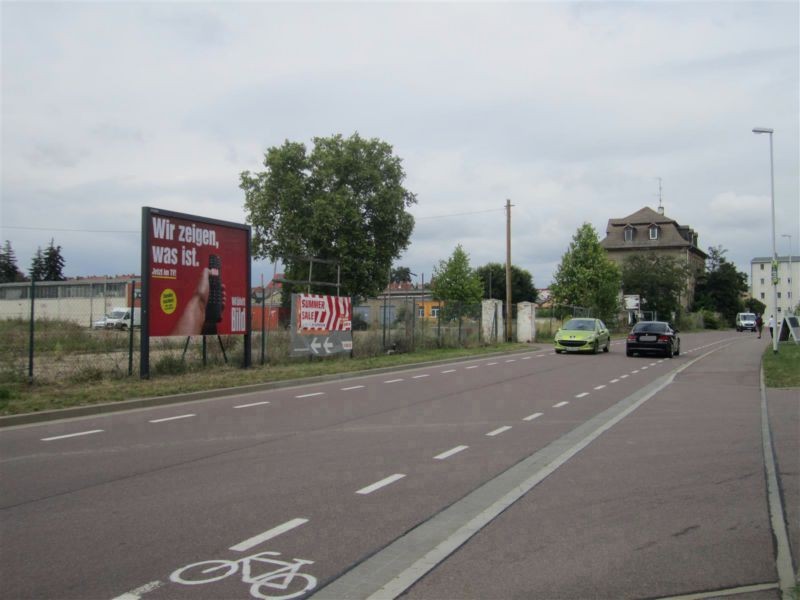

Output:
xmin=752 ymin=127 xmax=778 ymax=353
xmin=782 ymin=234 xmax=794 ymax=314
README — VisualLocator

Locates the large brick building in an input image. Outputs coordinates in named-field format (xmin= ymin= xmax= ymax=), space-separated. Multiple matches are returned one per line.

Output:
xmin=600 ymin=206 xmax=707 ymax=309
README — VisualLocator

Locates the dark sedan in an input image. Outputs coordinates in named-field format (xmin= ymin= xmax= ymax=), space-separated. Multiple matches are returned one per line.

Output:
xmin=626 ymin=321 xmax=680 ymax=358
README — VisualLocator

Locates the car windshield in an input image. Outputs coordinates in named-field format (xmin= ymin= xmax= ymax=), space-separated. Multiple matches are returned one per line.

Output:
xmin=563 ymin=319 xmax=595 ymax=331
xmin=740 ymin=314 xmax=756 ymax=320
xmin=110 ymin=310 xmax=127 ymax=319
xmin=632 ymin=321 xmax=667 ymax=333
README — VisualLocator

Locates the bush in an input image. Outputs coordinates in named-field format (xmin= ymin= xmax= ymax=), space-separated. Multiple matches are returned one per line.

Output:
xmin=701 ymin=310 xmax=721 ymax=330
xmin=153 ymin=354 xmax=188 ymax=376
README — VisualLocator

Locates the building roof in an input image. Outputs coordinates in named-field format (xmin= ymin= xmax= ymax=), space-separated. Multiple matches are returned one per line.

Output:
xmin=600 ymin=205 xmax=707 ymax=258
xmin=751 ymin=256 xmax=800 ymax=263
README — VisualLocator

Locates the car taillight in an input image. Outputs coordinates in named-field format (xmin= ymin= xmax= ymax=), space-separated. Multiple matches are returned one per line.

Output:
xmin=627 ymin=334 xmax=636 ymax=341
xmin=658 ymin=335 xmax=670 ymax=342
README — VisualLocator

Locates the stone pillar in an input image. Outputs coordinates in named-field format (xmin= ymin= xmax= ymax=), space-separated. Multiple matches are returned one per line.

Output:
xmin=516 ymin=302 xmax=536 ymax=343
xmin=481 ymin=299 xmax=504 ymax=343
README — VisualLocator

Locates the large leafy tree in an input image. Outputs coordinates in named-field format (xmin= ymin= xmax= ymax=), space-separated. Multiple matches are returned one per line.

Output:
xmin=621 ymin=253 xmax=689 ymax=320
xmin=391 ymin=266 xmax=412 ymax=284
xmin=241 ymin=133 xmax=416 ymax=301
xmin=476 ymin=263 xmax=537 ymax=304
xmin=0 ymin=240 xmax=26 ymax=283
xmin=431 ymin=245 xmax=483 ymax=317
xmin=693 ymin=245 xmax=747 ymax=324
xmin=550 ymin=223 xmax=621 ymax=322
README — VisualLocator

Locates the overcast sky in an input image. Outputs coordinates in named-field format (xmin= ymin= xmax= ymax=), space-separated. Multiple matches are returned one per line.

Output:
xmin=2 ymin=1 xmax=798 ymax=290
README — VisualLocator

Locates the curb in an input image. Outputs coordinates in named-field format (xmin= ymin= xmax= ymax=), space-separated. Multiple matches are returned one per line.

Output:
xmin=0 ymin=347 xmax=542 ymax=428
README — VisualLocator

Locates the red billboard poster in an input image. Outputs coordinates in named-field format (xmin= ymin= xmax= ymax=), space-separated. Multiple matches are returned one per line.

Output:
xmin=142 ymin=208 xmax=251 ymax=338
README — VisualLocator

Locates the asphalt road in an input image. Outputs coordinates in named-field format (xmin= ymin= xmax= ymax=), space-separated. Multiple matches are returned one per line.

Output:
xmin=0 ymin=330 xmax=796 ymax=600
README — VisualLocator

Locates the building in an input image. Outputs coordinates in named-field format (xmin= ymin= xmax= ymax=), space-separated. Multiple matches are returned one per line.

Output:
xmin=600 ymin=206 xmax=707 ymax=309
xmin=750 ymin=256 xmax=799 ymax=317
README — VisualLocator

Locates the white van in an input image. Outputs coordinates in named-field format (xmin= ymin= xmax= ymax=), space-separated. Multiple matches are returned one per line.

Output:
xmin=102 ymin=307 xmax=141 ymax=330
xmin=735 ymin=312 xmax=757 ymax=332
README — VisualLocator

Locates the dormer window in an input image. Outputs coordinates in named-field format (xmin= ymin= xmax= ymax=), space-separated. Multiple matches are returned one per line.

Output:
xmin=624 ymin=226 xmax=635 ymax=242
xmin=649 ymin=225 xmax=659 ymax=240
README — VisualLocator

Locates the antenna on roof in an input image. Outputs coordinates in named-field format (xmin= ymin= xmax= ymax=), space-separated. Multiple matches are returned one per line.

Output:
xmin=656 ymin=177 xmax=664 ymax=215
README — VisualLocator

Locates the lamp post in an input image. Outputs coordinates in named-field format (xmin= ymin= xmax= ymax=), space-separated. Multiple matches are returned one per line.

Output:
xmin=752 ymin=127 xmax=778 ymax=353
xmin=782 ymin=234 xmax=794 ymax=314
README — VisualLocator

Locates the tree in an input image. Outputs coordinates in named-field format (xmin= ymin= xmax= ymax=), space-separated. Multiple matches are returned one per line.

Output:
xmin=476 ymin=263 xmax=537 ymax=304
xmin=431 ymin=245 xmax=483 ymax=318
xmin=42 ymin=238 xmax=66 ymax=281
xmin=693 ymin=246 xmax=748 ymax=324
xmin=29 ymin=247 xmax=46 ymax=281
xmin=621 ymin=253 xmax=689 ymax=320
xmin=0 ymin=240 xmax=26 ymax=283
xmin=744 ymin=297 xmax=767 ymax=316
xmin=241 ymin=133 xmax=416 ymax=301
xmin=391 ymin=266 xmax=412 ymax=284
xmin=550 ymin=223 xmax=621 ymax=322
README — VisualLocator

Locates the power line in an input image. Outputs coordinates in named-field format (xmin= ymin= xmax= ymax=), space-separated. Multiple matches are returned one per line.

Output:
xmin=415 ymin=208 xmax=505 ymax=220
xmin=2 ymin=225 xmax=138 ymax=234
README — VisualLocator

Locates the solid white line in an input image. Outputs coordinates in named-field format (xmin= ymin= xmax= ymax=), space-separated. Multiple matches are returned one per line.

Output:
xmin=149 ymin=414 xmax=194 ymax=424
xmin=594 ymin=385 xmax=606 ymax=390
xmin=111 ymin=580 xmax=164 ymax=600
xmin=412 ymin=374 xmax=430 ymax=379
xmin=342 ymin=385 xmax=365 ymax=391
xmin=42 ymin=429 xmax=104 ymax=442
xmin=486 ymin=426 xmax=512 ymax=437
xmin=384 ymin=379 xmax=404 ymax=383
xmin=575 ymin=392 xmax=589 ymax=398
xmin=523 ymin=412 xmax=543 ymax=421
xmin=357 ymin=474 xmax=406 ymax=495
xmin=229 ymin=518 xmax=309 ymax=552
xmin=553 ymin=401 xmax=569 ymax=408
xmin=610 ymin=379 xmax=620 ymax=383
xmin=441 ymin=369 xmax=456 ymax=373
xmin=235 ymin=401 xmax=271 ymax=409
xmin=465 ymin=365 xmax=478 ymax=370
xmin=296 ymin=392 xmax=324 ymax=398
xmin=654 ymin=582 xmax=779 ymax=600
xmin=434 ymin=445 xmax=469 ymax=460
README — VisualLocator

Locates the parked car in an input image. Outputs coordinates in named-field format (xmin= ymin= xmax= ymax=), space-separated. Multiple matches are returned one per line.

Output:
xmin=92 ymin=316 xmax=110 ymax=329
xmin=94 ymin=307 xmax=141 ymax=331
xmin=626 ymin=321 xmax=680 ymax=358
xmin=554 ymin=318 xmax=611 ymax=354
xmin=735 ymin=312 xmax=757 ymax=332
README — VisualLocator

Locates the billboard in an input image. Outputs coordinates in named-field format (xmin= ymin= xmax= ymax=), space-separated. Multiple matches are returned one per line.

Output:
xmin=290 ymin=293 xmax=353 ymax=357
xmin=141 ymin=207 xmax=251 ymax=338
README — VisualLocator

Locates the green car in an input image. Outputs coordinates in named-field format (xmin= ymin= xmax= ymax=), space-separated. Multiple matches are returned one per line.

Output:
xmin=554 ymin=318 xmax=611 ymax=354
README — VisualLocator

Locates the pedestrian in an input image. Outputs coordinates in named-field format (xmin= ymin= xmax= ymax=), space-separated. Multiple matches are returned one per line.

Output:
xmin=756 ymin=314 xmax=763 ymax=338
xmin=768 ymin=315 xmax=775 ymax=339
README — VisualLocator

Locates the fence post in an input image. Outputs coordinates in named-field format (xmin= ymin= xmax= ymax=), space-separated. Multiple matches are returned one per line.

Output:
xmin=28 ymin=279 xmax=35 ymax=383
xmin=128 ymin=279 xmax=135 ymax=376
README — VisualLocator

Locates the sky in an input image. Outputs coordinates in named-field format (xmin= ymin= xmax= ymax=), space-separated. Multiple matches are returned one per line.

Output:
xmin=2 ymin=1 xmax=798 ymax=290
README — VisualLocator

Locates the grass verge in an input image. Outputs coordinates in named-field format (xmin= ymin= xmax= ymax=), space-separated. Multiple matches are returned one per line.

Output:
xmin=0 ymin=342 xmax=534 ymax=416
xmin=762 ymin=342 xmax=800 ymax=388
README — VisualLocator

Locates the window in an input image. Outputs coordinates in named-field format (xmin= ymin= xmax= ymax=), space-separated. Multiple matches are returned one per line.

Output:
xmin=777 ymin=292 xmax=782 ymax=299
xmin=760 ymin=292 xmax=765 ymax=299
xmin=649 ymin=225 xmax=659 ymax=240
xmin=418 ymin=307 xmax=424 ymax=318
xmin=624 ymin=227 xmax=634 ymax=242
xmin=760 ymin=264 xmax=764 ymax=270
xmin=431 ymin=307 xmax=440 ymax=318
xmin=760 ymin=278 xmax=765 ymax=285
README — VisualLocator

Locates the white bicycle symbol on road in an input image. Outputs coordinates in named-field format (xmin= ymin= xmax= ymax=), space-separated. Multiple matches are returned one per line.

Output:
xmin=170 ymin=550 xmax=317 ymax=600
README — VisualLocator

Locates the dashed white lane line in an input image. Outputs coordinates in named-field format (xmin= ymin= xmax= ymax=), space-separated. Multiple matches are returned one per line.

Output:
xmin=357 ymin=474 xmax=406 ymax=495
xmin=112 ymin=580 xmax=164 ymax=600
xmin=342 ymin=385 xmax=365 ymax=391
xmin=594 ymin=385 xmax=606 ymax=390
xmin=523 ymin=412 xmax=543 ymax=422
xmin=441 ymin=369 xmax=456 ymax=374
xmin=296 ymin=392 xmax=324 ymax=398
xmin=641 ymin=366 xmax=649 ymax=370
xmin=384 ymin=379 xmax=404 ymax=384
xmin=42 ymin=429 xmax=104 ymax=441
xmin=235 ymin=401 xmax=271 ymax=409
xmin=149 ymin=414 xmax=194 ymax=424
xmin=412 ymin=374 xmax=430 ymax=379
xmin=434 ymin=445 xmax=469 ymax=460
xmin=486 ymin=426 xmax=512 ymax=437
xmin=649 ymin=362 xmax=658 ymax=366
xmin=620 ymin=374 xmax=629 ymax=379
xmin=553 ymin=401 xmax=569 ymax=408
xmin=631 ymin=370 xmax=640 ymax=374
xmin=505 ymin=359 xmax=516 ymax=363
xmin=465 ymin=365 xmax=479 ymax=370
xmin=487 ymin=362 xmax=499 ymax=366
xmin=521 ymin=356 xmax=533 ymax=360
xmin=610 ymin=379 xmax=620 ymax=383
xmin=575 ymin=392 xmax=589 ymax=398
xmin=229 ymin=518 xmax=309 ymax=552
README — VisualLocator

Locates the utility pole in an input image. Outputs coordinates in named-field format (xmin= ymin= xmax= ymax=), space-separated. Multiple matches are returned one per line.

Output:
xmin=505 ymin=199 xmax=513 ymax=342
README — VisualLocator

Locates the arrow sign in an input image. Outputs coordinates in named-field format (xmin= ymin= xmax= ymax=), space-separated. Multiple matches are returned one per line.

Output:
xmin=323 ymin=338 xmax=334 ymax=354
xmin=310 ymin=337 xmax=322 ymax=355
